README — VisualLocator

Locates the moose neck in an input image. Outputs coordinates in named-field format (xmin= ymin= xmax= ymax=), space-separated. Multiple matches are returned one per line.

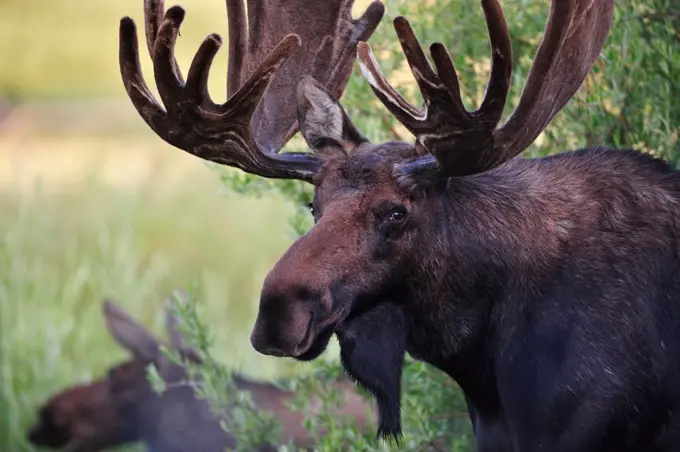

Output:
xmin=403 ymin=158 xmax=564 ymax=414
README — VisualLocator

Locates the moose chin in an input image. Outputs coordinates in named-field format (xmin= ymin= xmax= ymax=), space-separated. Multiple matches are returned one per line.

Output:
xmin=118 ymin=0 xmax=680 ymax=450
xmin=252 ymin=296 xmax=408 ymax=441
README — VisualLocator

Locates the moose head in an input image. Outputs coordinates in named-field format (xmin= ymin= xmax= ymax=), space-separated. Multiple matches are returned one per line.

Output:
xmin=119 ymin=0 xmax=617 ymax=442
xmin=250 ymin=0 xmax=614 ymax=360
xmin=27 ymin=379 xmax=137 ymax=452
xmin=26 ymin=296 xmax=201 ymax=452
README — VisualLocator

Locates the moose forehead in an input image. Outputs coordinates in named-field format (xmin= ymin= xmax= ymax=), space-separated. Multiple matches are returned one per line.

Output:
xmin=314 ymin=141 xmax=417 ymax=200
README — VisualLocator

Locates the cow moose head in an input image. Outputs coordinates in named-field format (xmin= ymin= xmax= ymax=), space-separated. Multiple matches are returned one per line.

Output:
xmin=26 ymin=297 xmax=197 ymax=452
xmin=118 ymin=0 xmax=618 ymax=443
xmin=27 ymin=379 xmax=137 ymax=452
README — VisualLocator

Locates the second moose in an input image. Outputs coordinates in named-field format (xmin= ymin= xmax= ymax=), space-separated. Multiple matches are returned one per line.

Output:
xmin=28 ymin=297 xmax=374 ymax=451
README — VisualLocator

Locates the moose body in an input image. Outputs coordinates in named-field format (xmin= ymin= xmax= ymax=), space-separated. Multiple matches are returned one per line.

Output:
xmin=28 ymin=298 xmax=374 ymax=452
xmin=393 ymin=147 xmax=680 ymax=451
xmin=260 ymin=142 xmax=680 ymax=451
xmin=103 ymin=297 xmax=375 ymax=452
xmin=117 ymin=0 xmax=680 ymax=449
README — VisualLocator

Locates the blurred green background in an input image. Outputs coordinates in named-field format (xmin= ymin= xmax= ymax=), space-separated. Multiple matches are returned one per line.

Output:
xmin=1 ymin=0 xmax=678 ymax=450
xmin=1 ymin=0 xmax=318 ymax=449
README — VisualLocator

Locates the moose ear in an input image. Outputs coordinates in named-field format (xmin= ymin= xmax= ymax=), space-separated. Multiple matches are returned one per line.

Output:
xmin=296 ymin=76 xmax=368 ymax=156
xmin=102 ymin=299 xmax=160 ymax=362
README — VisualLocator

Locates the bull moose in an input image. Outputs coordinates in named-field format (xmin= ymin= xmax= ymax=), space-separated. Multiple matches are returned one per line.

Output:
xmin=28 ymin=297 xmax=374 ymax=451
xmin=118 ymin=0 xmax=680 ymax=450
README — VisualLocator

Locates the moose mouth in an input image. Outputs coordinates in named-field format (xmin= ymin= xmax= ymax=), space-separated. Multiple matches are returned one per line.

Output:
xmin=292 ymin=306 xmax=352 ymax=361
xmin=27 ymin=426 xmax=70 ymax=448
xmin=291 ymin=292 xmax=396 ymax=361
xmin=294 ymin=325 xmax=335 ymax=361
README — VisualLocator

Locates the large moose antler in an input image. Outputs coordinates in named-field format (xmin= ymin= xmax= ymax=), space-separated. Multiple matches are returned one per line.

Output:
xmin=119 ymin=0 xmax=384 ymax=182
xmin=357 ymin=0 xmax=615 ymax=185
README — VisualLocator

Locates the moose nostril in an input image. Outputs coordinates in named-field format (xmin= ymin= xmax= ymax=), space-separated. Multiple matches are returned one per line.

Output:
xmin=27 ymin=428 xmax=43 ymax=443
xmin=250 ymin=330 xmax=287 ymax=357
xmin=254 ymin=283 xmax=322 ymax=356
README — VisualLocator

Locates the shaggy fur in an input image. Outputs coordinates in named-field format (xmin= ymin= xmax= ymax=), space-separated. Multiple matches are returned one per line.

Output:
xmin=336 ymin=302 xmax=406 ymax=441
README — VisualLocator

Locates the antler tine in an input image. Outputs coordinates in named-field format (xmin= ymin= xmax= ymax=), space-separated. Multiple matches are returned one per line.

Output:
xmin=185 ymin=32 xmax=222 ymax=107
xmin=358 ymin=18 xmax=474 ymax=135
xmin=493 ymin=0 xmax=615 ymax=161
xmin=322 ymin=1 xmax=386 ymax=100
xmin=358 ymin=1 xmax=512 ymax=160
xmin=144 ymin=0 xmax=184 ymax=84
xmin=394 ymin=17 xmax=462 ymax=130
xmin=225 ymin=0 xmax=247 ymax=97
xmin=474 ymin=0 xmax=512 ymax=124
xmin=429 ymin=44 xmax=468 ymax=121
xmin=152 ymin=8 xmax=186 ymax=114
xmin=119 ymin=17 xmax=170 ymax=139
xmin=357 ymin=41 xmax=425 ymax=127
xmin=361 ymin=0 xmax=613 ymax=186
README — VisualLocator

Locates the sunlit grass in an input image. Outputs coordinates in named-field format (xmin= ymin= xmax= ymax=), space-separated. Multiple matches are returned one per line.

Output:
xmin=0 ymin=0 xmax=229 ymax=100
xmin=0 ymin=0 xmax=374 ymax=101
xmin=0 ymin=134 xmax=320 ymax=450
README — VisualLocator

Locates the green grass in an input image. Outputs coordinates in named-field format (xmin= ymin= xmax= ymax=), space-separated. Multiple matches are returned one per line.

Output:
xmin=0 ymin=0 xmax=230 ymax=100
xmin=0 ymin=134 xmax=322 ymax=451
xmin=0 ymin=0 xmax=373 ymax=101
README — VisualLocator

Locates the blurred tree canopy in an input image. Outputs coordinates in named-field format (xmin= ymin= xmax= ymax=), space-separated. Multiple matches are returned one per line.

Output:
xmin=188 ymin=0 xmax=680 ymax=450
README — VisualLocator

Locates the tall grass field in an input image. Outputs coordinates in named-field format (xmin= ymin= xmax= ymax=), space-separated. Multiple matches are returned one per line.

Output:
xmin=0 ymin=131 xmax=326 ymax=450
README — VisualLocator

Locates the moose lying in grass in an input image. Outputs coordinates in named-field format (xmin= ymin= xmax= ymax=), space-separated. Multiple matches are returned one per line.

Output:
xmin=28 ymin=298 xmax=374 ymax=451
xmin=119 ymin=0 xmax=680 ymax=450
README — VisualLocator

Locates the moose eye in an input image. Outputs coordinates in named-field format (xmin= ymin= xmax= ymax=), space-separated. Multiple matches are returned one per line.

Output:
xmin=307 ymin=203 xmax=315 ymax=216
xmin=388 ymin=207 xmax=407 ymax=224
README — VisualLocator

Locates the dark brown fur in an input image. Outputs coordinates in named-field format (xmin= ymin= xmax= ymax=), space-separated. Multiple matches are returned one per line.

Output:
xmin=253 ymin=134 xmax=680 ymax=451
xmin=27 ymin=380 xmax=137 ymax=452
xmin=108 ymin=297 xmax=377 ymax=451
xmin=104 ymin=297 xmax=376 ymax=452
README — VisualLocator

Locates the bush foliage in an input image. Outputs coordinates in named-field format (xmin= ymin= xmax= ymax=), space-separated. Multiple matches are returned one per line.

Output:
xmin=161 ymin=1 xmax=679 ymax=451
